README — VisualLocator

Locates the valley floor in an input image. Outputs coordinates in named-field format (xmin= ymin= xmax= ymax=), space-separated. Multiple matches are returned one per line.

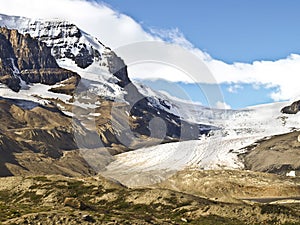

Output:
xmin=0 ymin=173 xmax=300 ymax=225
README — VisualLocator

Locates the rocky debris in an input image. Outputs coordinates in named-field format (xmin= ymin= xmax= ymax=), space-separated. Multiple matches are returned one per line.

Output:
xmin=0 ymin=133 xmax=24 ymax=176
xmin=1 ymin=175 xmax=300 ymax=225
xmin=82 ymin=214 xmax=95 ymax=222
xmin=91 ymin=97 xmax=209 ymax=150
xmin=0 ymin=93 xmax=205 ymax=178
xmin=281 ymin=100 xmax=300 ymax=114
xmin=64 ymin=197 xmax=87 ymax=210
xmin=156 ymin=169 xmax=300 ymax=203
xmin=49 ymin=75 xmax=81 ymax=95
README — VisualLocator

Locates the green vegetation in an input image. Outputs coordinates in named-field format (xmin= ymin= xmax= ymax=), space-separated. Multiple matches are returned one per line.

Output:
xmin=261 ymin=204 xmax=294 ymax=215
xmin=0 ymin=176 xmax=299 ymax=224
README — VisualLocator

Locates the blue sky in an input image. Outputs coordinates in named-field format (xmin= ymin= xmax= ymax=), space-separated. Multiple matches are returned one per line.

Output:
xmin=2 ymin=0 xmax=298 ymax=109
xmin=139 ymin=79 xmax=278 ymax=109
xmin=98 ymin=0 xmax=300 ymax=109
xmin=100 ymin=0 xmax=300 ymax=63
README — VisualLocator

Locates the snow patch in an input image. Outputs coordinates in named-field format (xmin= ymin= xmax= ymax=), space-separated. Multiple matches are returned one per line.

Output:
xmin=286 ymin=171 xmax=296 ymax=177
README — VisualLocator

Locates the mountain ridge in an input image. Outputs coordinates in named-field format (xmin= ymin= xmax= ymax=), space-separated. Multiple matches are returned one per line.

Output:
xmin=0 ymin=14 xmax=216 ymax=177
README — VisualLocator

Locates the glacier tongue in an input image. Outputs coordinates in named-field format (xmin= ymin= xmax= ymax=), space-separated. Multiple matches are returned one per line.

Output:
xmin=102 ymin=100 xmax=300 ymax=187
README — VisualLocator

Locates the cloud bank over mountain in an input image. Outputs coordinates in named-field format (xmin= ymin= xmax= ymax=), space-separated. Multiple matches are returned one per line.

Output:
xmin=1 ymin=0 xmax=299 ymax=102
xmin=0 ymin=0 xmax=155 ymax=47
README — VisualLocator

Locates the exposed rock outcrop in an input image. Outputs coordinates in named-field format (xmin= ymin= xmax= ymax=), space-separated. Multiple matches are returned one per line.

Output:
xmin=0 ymin=27 xmax=58 ymax=69
xmin=240 ymin=131 xmax=300 ymax=177
xmin=23 ymin=21 xmax=99 ymax=69
xmin=20 ymin=68 xmax=80 ymax=86
xmin=0 ymin=27 xmax=80 ymax=92
xmin=20 ymin=20 xmax=131 ymax=88
xmin=0 ymin=29 xmax=21 ymax=91
xmin=103 ymin=50 xmax=131 ymax=88
xmin=281 ymin=100 xmax=300 ymax=114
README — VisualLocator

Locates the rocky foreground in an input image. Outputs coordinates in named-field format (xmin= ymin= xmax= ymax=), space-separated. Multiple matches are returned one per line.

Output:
xmin=0 ymin=172 xmax=299 ymax=225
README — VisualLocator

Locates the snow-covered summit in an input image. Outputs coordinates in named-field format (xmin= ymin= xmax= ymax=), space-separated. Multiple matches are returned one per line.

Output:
xmin=0 ymin=14 xmax=106 ymax=68
xmin=0 ymin=13 xmax=129 ymax=103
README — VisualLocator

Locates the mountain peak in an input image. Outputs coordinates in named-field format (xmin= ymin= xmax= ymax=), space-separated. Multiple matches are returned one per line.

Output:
xmin=0 ymin=14 xmax=107 ymax=69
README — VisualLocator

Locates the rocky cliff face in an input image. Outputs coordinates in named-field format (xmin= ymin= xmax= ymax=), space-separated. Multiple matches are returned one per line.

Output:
xmin=0 ymin=27 xmax=58 ymax=69
xmin=23 ymin=21 xmax=99 ymax=69
xmin=0 ymin=27 xmax=79 ymax=92
xmin=103 ymin=50 xmax=131 ymax=88
xmin=19 ymin=19 xmax=131 ymax=87
xmin=0 ymin=29 xmax=21 ymax=91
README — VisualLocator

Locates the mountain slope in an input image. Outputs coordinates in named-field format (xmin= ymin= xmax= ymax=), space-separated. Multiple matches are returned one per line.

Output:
xmin=241 ymin=131 xmax=300 ymax=176
xmin=0 ymin=14 xmax=220 ymax=177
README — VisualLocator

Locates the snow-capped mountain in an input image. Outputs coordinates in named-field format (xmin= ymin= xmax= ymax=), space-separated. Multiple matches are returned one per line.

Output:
xmin=0 ymin=13 xmax=215 ymax=156
xmin=0 ymin=14 xmax=128 ymax=101
xmin=0 ymin=13 xmax=299 ymax=184
xmin=135 ymin=80 xmax=300 ymax=136
xmin=0 ymin=14 xmax=204 ymax=124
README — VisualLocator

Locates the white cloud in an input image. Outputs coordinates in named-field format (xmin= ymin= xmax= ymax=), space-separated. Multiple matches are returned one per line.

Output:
xmin=0 ymin=0 xmax=155 ymax=48
xmin=227 ymin=84 xmax=243 ymax=93
xmin=150 ymin=28 xmax=300 ymax=102
xmin=128 ymin=63 xmax=192 ymax=83
xmin=215 ymin=101 xmax=231 ymax=110
xmin=252 ymin=83 xmax=261 ymax=90
xmin=206 ymin=54 xmax=300 ymax=101
xmin=150 ymin=28 xmax=194 ymax=50
xmin=1 ymin=0 xmax=300 ymax=102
